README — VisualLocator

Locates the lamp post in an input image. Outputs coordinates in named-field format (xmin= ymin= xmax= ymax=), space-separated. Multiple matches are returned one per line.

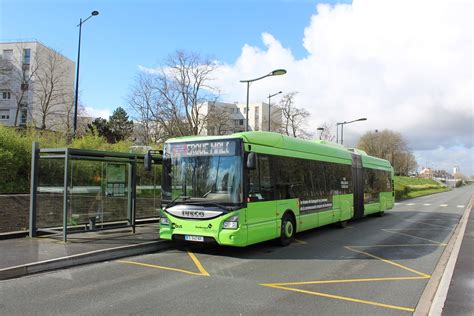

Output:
xmin=317 ymin=127 xmax=324 ymax=140
xmin=73 ymin=10 xmax=99 ymax=137
xmin=336 ymin=117 xmax=367 ymax=145
xmin=240 ymin=69 xmax=286 ymax=132
xmin=267 ymin=91 xmax=282 ymax=131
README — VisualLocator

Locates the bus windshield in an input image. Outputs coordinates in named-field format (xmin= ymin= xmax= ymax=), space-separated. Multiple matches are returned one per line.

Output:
xmin=162 ymin=140 xmax=243 ymax=206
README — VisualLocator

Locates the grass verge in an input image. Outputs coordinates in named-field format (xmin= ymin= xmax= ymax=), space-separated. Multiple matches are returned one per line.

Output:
xmin=395 ymin=176 xmax=449 ymax=200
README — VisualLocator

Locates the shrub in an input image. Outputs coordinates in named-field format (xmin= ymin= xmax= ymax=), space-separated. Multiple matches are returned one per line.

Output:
xmin=0 ymin=126 xmax=143 ymax=194
xmin=0 ymin=126 xmax=32 ymax=193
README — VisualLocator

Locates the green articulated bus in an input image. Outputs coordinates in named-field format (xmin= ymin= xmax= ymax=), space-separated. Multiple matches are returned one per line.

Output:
xmin=159 ymin=131 xmax=394 ymax=247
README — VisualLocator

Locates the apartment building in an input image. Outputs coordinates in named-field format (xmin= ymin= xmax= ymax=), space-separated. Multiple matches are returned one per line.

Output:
xmin=200 ymin=101 xmax=283 ymax=135
xmin=0 ymin=41 xmax=75 ymax=129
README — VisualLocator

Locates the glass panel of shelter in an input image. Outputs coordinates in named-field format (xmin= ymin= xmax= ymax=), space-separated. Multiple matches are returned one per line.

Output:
xmin=68 ymin=160 xmax=129 ymax=231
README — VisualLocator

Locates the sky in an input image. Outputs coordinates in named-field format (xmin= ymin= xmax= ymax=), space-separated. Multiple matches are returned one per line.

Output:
xmin=1 ymin=0 xmax=473 ymax=175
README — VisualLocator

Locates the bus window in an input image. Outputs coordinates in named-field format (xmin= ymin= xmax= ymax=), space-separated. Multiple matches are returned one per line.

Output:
xmin=248 ymin=155 xmax=274 ymax=201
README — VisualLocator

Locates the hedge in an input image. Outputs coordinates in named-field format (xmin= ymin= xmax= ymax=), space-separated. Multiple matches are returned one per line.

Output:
xmin=0 ymin=126 xmax=135 ymax=194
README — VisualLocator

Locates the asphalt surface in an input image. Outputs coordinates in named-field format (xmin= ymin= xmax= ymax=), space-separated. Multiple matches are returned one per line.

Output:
xmin=443 ymin=195 xmax=474 ymax=315
xmin=0 ymin=224 xmax=159 ymax=270
xmin=0 ymin=185 xmax=472 ymax=315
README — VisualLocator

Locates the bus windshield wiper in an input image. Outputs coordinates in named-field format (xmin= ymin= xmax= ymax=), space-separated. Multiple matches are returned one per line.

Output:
xmin=186 ymin=201 xmax=233 ymax=212
xmin=164 ymin=195 xmax=190 ymax=210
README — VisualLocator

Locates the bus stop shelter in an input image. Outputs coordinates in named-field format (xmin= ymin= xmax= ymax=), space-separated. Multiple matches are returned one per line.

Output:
xmin=29 ymin=142 xmax=162 ymax=242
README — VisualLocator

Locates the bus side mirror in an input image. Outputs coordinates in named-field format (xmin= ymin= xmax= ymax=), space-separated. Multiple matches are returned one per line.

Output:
xmin=144 ymin=152 xmax=153 ymax=171
xmin=247 ymin=152 xmax=257 ymax=170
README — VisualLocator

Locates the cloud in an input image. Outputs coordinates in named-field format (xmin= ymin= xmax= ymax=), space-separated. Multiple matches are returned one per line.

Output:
xmin=212 ymin=0 xmax=473 ymax=174
xmin=84 ymin=107 xmax=112 ymax=119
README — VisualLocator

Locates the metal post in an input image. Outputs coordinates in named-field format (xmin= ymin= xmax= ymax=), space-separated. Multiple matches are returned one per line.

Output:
xmin=62 ymin=149 xmax=70 ymax=242
xmin=128 ymin=160 xmax=136 ymax=233
xmin=336 ymin=125 xmax=339 ymax=144
xmin=29 ymin=142 xmax=39 ymax=237
xmin=268 ymin=95 xmax=271 ymax=131
xmin=341 ymin=124 xmax=344 ymax=145
xmin=73 ymin=18 xmax=82 ymax=138
xmin=245 ymin=82 xmax=250 ymax=131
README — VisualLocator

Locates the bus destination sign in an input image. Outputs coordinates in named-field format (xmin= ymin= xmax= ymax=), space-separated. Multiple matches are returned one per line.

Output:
xmin=170 ymin=140 xmax=237 ymax=157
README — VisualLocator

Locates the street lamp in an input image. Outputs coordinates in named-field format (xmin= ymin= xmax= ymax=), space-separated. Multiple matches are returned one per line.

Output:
xmin=267 ymin=91 xmax=282 ymax=131
xmin=317 ymin=127 xmax=324 ymax=140
xmin=73 ymin=10 xmax=99 ymax=137
xmin=240 ymin=69 xmax=287 ymax=132
xmin=336 ymin=117 xmax=367 ymax=145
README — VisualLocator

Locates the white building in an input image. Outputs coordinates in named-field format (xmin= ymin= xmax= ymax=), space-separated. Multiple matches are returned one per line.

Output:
xmin=453 ymin=166 xmax=460 ymax=175
xmin=0 ymin=41 xmax=75 ymax=129
xmin=200 ymin=101 xmax=283 ymax=135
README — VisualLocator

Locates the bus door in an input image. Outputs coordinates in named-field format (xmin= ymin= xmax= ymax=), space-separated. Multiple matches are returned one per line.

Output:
xmin=246 ymin=155 xmax=278 ymax=244
xmin=351 ymin=154 xmax=365 ymax=219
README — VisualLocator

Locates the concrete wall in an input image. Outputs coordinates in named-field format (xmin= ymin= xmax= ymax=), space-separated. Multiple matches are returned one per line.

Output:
xmin=0 ymin=194 xmax=30 ymax=233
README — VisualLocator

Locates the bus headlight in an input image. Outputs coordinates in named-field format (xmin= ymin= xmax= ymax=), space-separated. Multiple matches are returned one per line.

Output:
xmin=223 ymin=215 xmax=239 ymax=229
xmin=160 ymin=216 xmax=170 ymax=225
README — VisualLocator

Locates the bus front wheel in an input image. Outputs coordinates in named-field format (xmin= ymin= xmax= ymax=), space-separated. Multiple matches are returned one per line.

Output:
xmin=279 ymin=213 xmax=295 ymax=246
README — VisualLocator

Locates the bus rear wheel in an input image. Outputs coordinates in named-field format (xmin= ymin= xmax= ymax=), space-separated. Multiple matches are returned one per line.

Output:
xmin=279 ymin=213 xmax=295 ymax=246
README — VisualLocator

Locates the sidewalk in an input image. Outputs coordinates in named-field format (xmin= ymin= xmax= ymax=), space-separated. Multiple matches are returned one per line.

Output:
xmin=0 ymin=224 xmax=170 ymax=280
xmin=442 ymin=204 xmax=474 ymax=314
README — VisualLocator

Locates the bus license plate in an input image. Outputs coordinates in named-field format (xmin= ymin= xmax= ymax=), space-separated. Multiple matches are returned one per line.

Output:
xmin=185 ymin=235 xmax=204 ymax=242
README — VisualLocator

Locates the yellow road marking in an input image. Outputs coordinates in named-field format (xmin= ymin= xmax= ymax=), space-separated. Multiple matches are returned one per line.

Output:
xmin=187 ymin=251 xmax=210 ymax=276
xmin=262 ymin=284 xmax=415 ymax=312
xmin=261 ymin=243 xmax=432 ymax=312
xmin=117 ymin=251 xmax=210 ymax=277
xmin=117 ymin=260 xmax=206 ymax=276
xmin=345 ymin=246 xmax=430 ymax=278
xmin=403 ymin=219 xmax=452 ymax=228
xmin=383 ymin=229 xmax=446 ymax=245
xmin=262 ymin=276 xmax=428 ymax=287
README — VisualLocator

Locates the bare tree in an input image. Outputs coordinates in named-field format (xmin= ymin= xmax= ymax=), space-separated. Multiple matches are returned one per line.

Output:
xmin=205 ymin=102 xmax=234 ymax=135
xmin=154 ymin=50 xmax=219 ymax=136
xmin=393 ymin=151 xmax=418 ymax=176
xmin=318 ymin=122 xmax=336 ymax=142
xmin=127 ymin=51 xmax=221 ymax=143
xmin=127 ymin=72 xmax=168 ymax=145
xmin=33 ymin=48 xmax=72 ymax=130
xmin=279 ymin=92 xmax=312 ymax=138
xmin=357 ymin=129 xmax=417 ymax=175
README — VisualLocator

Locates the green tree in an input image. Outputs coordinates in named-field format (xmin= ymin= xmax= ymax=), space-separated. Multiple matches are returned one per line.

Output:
xmin=87 ymin=107 xmax=134 ymax=144
xmin=108 ymin=107 xmax=134 ymax=143
xmin=87 ymin=117 xmax=113 ymax=143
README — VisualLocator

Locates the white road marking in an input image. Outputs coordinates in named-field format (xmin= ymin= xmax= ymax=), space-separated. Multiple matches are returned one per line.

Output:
xmin=395 ymin=203 xmax=402 ymax=205
xmin=457 ymin=205 xmax=465 ymax=208
xmin=423 ymin=204 xmax=432 ymax=206
xmin=440 ymin=204 xmax=448 ymax=207
xmin=406 ymin=203 xmax=416 ymax=206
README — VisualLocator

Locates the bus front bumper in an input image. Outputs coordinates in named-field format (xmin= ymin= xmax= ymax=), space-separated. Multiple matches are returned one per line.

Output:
xmin=159 ymin=213 xmax=248 ymax=247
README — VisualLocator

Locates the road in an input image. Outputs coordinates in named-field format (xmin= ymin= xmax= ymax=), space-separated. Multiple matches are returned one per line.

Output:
xmin=0 ymin=185 xmax=472 ymax=315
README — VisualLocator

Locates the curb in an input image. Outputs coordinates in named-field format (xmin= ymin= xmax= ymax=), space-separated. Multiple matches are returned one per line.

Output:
xmin=413 ymin=196 xmax=473 ymax=315
xmin=0 ymin=239 xmax=173 ymax=281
